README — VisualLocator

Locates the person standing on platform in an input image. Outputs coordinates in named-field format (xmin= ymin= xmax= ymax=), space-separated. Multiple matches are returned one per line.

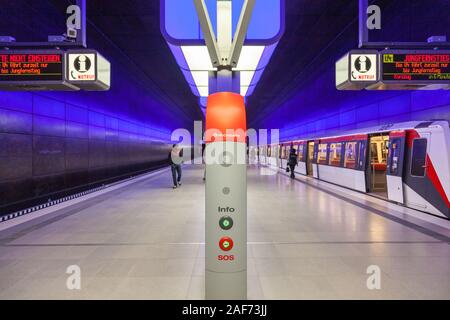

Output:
xmin=288 ymin=147 xmax=298 ymax=179
xmin=169 ymin=144 xmax=183 ymax=189
xmin=202 ymin=142 xmax=206 ymax=181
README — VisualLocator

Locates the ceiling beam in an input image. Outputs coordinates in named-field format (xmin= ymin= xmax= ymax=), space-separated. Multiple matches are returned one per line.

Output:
xmin=228 ymin=0 xmax=256 ymax=68
xmin=193 ymin=0 xmax=221 ymax=68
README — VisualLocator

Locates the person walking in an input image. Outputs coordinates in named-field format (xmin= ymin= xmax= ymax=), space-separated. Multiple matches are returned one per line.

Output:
xmin=288 ymin=147 xmax=298 ymax=179
xmin=169 ymin=144 xmax=183 ymax=189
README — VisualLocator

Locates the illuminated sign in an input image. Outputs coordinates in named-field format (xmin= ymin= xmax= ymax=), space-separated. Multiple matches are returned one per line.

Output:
xmin=382 ymin=51 xmax=450 ymax=82
xmin=350 ymin=53 xmax=378 ymax=81
xmin=338 ymin=50 xmax=450 ymax=90
xmin=0 ymin=52 xmax=64 ymax=81
xmin=68 ymin=53 xmax=96 ymax=81
xmin=336 ymin=50 xmax=379 ymax=90
xmin=0 ymin=50 xmax=110 ymax=91
xmin=66 ymin=50 xmax=110 ymax=91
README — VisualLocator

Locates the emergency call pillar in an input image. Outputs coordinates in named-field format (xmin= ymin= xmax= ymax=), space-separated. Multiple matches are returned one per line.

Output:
xmin=205 ymin=92 xmax=247 ymax=300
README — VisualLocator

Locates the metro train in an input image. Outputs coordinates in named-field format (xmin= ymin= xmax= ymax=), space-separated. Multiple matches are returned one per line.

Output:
xmin=254 ymin=121 xmax=450 ymax=219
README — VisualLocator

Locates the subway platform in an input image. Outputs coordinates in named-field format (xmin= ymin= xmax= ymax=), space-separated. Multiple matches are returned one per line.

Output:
xmin=0 ymin=165 xmax=449 ymax=300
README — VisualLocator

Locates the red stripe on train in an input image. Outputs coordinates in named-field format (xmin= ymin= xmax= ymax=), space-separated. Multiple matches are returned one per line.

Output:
xmin=426 ymin=155 xmax=450 ymax=209
xmin=320 ymin=134 xmax=368 ymax=143
xmin=407 ymin=129 xmax=449 ymax=208
xmin=405 ymin=129 xmax=420 ymax=148
xmin=389 ymin=130 xmax=406 ymax=138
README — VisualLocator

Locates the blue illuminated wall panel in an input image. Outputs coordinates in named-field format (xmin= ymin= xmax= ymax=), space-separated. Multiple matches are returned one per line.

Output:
xmin=0 ymin=18 xmax=193 ymax=216
xmin=265 ymin=84 xmax=450 ymax=142
xmin=0 ymin=86 xmax=176 ymax=215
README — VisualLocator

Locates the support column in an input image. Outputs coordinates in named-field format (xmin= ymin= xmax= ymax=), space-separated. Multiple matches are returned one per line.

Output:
xmin=358 ymin=0 xmax=369 ymax=48
xmin=76 ymin=0 xmax=87 ymax=47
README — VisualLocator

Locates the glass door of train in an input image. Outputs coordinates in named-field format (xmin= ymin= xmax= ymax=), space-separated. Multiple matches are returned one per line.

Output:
xmin=386 ymin=132 xmax=406 ymax=204
xmin=405 ymin=132 xmax=432 ymax=211
xmin=367 ymin=134 xmax=390 ymax=198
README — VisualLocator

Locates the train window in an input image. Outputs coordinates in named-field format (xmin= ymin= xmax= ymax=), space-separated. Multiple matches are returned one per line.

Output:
xmin=313 ymin=143 xmax=319 ymax=163
xmin=410 ymin=138 xmax=428 ymax=177
xmin=297 ymin=144 xmax=304 ymax=162
xmin=370 ymin=135 xmax=389 ymax=164
xmin=388 ymin=139 xmax=401 ymax=175
xmin=357 ymin=141 xmax=367 ymax=170
xmin=344 ymin=142 xmax=358 ymax=169
xmin=285 ymin=145 xmax=290 ymax=159
xmin=317 ymin=143 xmax=328 ymax=164
xmin=360 ymin=141 xmax=366 ymax=168
xmin=328 ymin=143 xmax=342 ymax=166
xmin=370 ymin=143 xmax=376 ymax=161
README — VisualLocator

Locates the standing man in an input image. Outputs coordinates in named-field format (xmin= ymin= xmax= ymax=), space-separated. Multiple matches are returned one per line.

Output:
xmin=169 ymin=144 xmax=183 ymax=189
xmin=288 ymin=147 xmax=298 ymax=179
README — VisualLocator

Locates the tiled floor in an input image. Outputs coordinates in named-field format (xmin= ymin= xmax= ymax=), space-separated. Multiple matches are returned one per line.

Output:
xmin=0 ymin=165 xmax=449 ymax=299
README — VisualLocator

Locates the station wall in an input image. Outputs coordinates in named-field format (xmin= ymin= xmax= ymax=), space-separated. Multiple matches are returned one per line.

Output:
xmin=0 ymin=23 xmax=192 ymax=216
xmin=0 ymin=90 xmax=174 ymax=215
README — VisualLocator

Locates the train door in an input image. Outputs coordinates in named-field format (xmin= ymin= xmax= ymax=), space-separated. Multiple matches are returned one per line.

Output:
xmin=280 ymin=144 xmax=285 ymax=168
xmin=277 ymin=144 xmax=282 ymax=168
xmin=281 ymin=145 xmax=287 ymax=169
xmin=405 ymin=132 xmax=431 ymax=210
xmin=264 ymin=146 xmax=268 ymax=164
xmin=312 ymin=141 xmax=320 ymax=178
xmin=306 ymin=141 xmax=314 ymax=176
xmin=271 ymin=145 xmax=278 ymax=168
xmin=367 ymin=134 xmax=389 ymax=197
xmin=295 ymin=143 xmax=303 ymax=174
xmin=386 ymin=132 xmax=406 ymax=204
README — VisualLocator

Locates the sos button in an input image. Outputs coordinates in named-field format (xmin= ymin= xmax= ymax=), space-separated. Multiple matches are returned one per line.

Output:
xmin=219 ymin=237 xmax=234 ymax=251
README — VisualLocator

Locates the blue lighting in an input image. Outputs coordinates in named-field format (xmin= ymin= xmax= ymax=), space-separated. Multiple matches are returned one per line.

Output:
xmin=161 ymin=0 xmax=285 ymax=98
xmin=162 ymin=0 xmax=284 ymax=45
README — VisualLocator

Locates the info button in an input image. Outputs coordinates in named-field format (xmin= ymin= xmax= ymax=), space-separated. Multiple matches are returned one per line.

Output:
xmin=219 ymin=216 xmax=233 ymax=230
